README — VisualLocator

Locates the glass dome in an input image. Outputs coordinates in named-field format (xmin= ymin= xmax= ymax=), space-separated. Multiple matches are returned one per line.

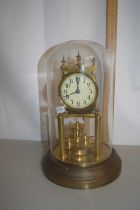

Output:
xmin=39 ymin=40 xmax=113 ymax=166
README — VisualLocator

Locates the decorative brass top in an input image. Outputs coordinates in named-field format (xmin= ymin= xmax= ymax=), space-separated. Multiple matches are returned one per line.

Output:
xmin=59 ymin=52 xmax=97 ymax=79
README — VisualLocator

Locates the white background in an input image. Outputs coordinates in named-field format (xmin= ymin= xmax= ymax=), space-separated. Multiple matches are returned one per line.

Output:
xmin=0 ymin=0 xmax=139 ymax=145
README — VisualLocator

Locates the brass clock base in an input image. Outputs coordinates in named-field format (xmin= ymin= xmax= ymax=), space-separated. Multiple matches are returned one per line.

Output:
xmin=42 ymin=148 xmax=121 ymax=189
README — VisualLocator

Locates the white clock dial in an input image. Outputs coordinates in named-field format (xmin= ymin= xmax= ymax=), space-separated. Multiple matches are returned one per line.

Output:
xmin=60 ymin=73 xmax=97 ymax=110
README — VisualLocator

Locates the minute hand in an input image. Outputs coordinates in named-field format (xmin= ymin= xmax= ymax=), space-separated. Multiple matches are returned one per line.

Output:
xmin=76 ymin=77 xmax=80 ymax=93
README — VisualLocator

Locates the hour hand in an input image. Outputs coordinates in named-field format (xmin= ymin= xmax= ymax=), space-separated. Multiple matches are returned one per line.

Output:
xmin=64 ymin=91 xmax=77 ymax=98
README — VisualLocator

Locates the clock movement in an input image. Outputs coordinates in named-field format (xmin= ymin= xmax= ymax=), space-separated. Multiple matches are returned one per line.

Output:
xmin=39 ymin=40 xmax=121 ymax=189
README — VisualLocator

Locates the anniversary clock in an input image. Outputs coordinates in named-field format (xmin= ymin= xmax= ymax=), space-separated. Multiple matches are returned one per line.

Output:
xmin=39 ymin=40 xmax=121 ymax=189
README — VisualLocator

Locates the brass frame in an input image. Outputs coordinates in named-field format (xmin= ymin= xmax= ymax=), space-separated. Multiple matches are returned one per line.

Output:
xmin=58 ymin=72 xmax=98 ymax=113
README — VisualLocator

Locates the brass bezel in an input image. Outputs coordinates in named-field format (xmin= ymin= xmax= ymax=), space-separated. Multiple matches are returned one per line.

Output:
xmin=58 ymin=72 xmax=98 ymax=113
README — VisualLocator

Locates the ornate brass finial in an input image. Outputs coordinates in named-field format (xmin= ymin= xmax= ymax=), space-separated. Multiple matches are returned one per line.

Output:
xmin=61 ymin=56 xmax=66 ymax=67
xmin=76 ymin=51 xmax=82 ymax=68
xmin=60 ymin=56 xmax=69 ymax=75
xmin=60 ymin=56 xmax=66 ymax=70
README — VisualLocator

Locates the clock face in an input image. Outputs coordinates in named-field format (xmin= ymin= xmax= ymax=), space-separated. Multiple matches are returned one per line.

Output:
xmin=59 ymin=73 xmax=97 ymax=111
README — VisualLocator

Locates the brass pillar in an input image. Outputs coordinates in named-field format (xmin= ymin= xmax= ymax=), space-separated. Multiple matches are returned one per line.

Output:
xmin=95 ymin=111 xmax=102 ymax=161
xmin=58 ymin=114 xmax=66 ymax=160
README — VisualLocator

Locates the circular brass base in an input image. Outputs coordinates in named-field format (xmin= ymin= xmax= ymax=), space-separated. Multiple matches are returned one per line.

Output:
xmin=41 ymin=148 xmax=121 ymax=189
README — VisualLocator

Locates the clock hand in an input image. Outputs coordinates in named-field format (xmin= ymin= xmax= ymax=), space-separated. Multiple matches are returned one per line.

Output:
xmin=76 ymin=77 xmax=80 ymax=93
xmin=76 ymin=88 xmax=80 ymax=94
xmin=64 ymin=91 xmax=77 ymax=98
